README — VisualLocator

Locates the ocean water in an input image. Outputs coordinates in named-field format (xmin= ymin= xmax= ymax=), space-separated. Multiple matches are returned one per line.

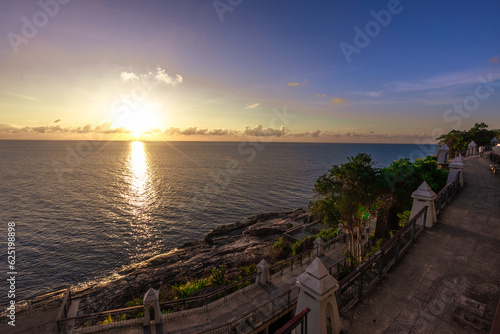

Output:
xmin=0 ymin=140 xmax=436 ymax=301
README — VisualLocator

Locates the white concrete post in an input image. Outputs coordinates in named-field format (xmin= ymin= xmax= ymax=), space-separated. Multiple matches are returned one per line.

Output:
xmin=468 ymin=141 xmax=477 ymax=156
xmin=256 ymin=259 xmax=270 ymax=285
xmin=410 ymin=181 xmax=437 ymax=228
xmin=143 ymin=288 xmax=161 ymax=327
xmin=437 ymin=144 xmax=449 ymax=165
xmin=447 ymin=154 xmax=464 ymax=187
xmin=491 ymin=137 xmax=498 ymax=148
xmin=295 ymin=258 xmax=341 ymax=334
xmin=314 ymin=237 xmax=324 ymax=257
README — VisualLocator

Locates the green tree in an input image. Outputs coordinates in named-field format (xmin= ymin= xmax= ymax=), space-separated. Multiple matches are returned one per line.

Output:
xmin=374 ymin=156 xmax=448 ymax=239
xmin=310 ymin=153 xmax=379 ymax=266
xmin=437 ymin=123 xmax=498 ymax=155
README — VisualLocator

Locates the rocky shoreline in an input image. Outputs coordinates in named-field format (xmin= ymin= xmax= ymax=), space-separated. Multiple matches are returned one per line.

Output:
xmin=71 ymin=208 xmax=309 ymax=314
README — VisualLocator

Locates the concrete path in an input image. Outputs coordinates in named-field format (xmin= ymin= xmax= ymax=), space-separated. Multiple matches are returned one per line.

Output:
xmin=341 ymin=155 xmax=500 ymax=333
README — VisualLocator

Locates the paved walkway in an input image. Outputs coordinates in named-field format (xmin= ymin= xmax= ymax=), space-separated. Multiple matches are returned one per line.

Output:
xmin=341 ymin=155 xmax=500 ymax=333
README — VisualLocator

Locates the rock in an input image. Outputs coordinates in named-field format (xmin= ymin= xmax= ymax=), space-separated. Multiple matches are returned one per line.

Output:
xmin=69 ymin=208 xmax=306 ymax=312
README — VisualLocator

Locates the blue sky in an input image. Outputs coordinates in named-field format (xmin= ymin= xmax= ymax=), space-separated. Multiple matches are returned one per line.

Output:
xmin=0 ymin=0 xmax=499 ymax=142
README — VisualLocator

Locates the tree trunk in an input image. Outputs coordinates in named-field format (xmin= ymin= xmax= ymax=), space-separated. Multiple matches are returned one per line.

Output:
xmin=356 ymin=226 xmax=363 ymax=265
xmin=374 ymin=195 xmax=397 ymax=239
xmin=374 ymin=208 xmax=390 ymax=239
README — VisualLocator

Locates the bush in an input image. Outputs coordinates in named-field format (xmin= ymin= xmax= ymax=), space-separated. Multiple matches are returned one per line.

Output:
xmin=291 ymin=236 xmax=316 ymax=257
xmin=99 ymin=314 xmax=113 ymax=325
xmin=364 ymin=238 xmax=386 ymax=260
xmin=126 ymin=298 xmax=142 ymax=307
xmin=272 ymin=237 xmax=292 ymax=259
xmin=170 ymin=278 xmax=210 ymax=299
xmin=397 ymin=210 xmax=411 ymax=227
xmin=209 ymin=266 xmax=227 ymax=286
xmin=317 ymin=228 xmax=338 ymax=242
xmin=238 ymin=264 xmax=257 ymax=276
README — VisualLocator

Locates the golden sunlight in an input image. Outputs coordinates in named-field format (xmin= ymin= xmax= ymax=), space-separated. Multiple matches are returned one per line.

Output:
xmin=116 ymin=107 xmax=160 ymax=136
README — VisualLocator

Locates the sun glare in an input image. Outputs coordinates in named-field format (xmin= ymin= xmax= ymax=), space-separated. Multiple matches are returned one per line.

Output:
xmin=115 ymin=107 xmax=160 ymax=137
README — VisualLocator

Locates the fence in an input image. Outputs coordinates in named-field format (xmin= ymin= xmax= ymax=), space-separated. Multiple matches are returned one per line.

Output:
xmin=337 ymin=206 xmax=428 ymax=310
xmin=275 ymin=307 xmax=310 ymax=334
xmin=0 ymin=288 xmax=67 ymax=322
xmin=196 ymin=287 xmax=299 ymax=334
xmin=435 ymin=171 xmax=461 ymax=215
xmin=57 ymin=235 xmax=343 ymax=330
xmin=490 ymin=151 xmax=500 ymax=164
xmin=56 ymin=171 xmax=465 ymax=332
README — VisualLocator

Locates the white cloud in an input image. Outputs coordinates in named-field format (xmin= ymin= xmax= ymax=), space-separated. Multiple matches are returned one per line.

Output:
xmin=243 ymin=124 xmax=289 ymax=137
xmin=386 ymin=68 xmax=500 ymax=92
xmin=120 ymin=71 xmax=139 ymax=82
xmin=246 ymin=103 xmax=260 ymax=109
xmin=120 ymin=67 xmax=183 ymax=86
xmin=330 ymin=97 xmax=348 ymax=104
xmin=1 ymin=91 xmax=40 ymax=101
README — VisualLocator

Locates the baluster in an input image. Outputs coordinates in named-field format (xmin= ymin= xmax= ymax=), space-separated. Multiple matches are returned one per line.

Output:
xmin=358 ymin=270 xmax=364 ymax=299
xmin=378 ymin=251 xmax=384 ymax=278
xmin=395 ymin=236 xmax=401 ymax=259
xmin=411 ymin=219 xmax=416 ymax=241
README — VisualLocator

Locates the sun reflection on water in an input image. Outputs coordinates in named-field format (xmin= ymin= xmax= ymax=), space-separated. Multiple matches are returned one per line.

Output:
xmin=124 ymin=141 xmax=158 ymax=259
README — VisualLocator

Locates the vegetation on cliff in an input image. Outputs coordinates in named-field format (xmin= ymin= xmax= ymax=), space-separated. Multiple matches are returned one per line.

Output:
xmin=437 ymin=122 xmax=500 ymax=156
xmin=309 ymin=153 xmax=448 ymax=267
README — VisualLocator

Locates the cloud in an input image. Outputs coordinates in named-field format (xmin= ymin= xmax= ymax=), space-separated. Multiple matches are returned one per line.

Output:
xmin=120 ymin=67 xmax=183 ymax=86
xmin=94 ymin=122 xmax=131 ymax=134
xmin=243 ymin=124 xmax=289 ymax=137
xmin=54 ymin=119 xmax=61 ymax=123
xmin=316 ymin=94 xmax=327 ymax=97
xmin=246 ymin=102 xmax=260 ymax=109
xmin=386 ymin=68 xmax=500 ymax=92
xmin=120 ymin=71 xmax=139 ymax=81
xmin=367 ymin=91 xmax=384 ymax=97
xmin=75 ymin=124 xmax=93 ymax=133
xmin=330 ymin=97 xmax=348 ymax=104
xmin=1 ymin=91 xmax=40 ymax=101
xmin=155 ymin=67 xmax=183 ymax=85
xmin=287 ymin=79 xmax=308 ymax=87
xmin=30 ymin=125 xmax=65 ymax=133
xmin=489 ymin=57 xmax=499 ymax=64
xmin=164 ymin=127 xmax=236 ymax=136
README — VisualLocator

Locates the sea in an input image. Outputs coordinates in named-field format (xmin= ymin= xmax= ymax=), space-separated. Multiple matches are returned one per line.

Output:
xmin=0 ymin=140 xmax=437 ymax=302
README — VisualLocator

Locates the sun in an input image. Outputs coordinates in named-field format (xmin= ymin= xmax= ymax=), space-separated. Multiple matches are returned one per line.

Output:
xmin=116 ymin=108 xmax=160 ymax=136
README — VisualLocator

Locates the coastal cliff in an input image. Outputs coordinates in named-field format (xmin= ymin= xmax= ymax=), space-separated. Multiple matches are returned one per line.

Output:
xmin=73 ymin=208 xmax=308 ymax=313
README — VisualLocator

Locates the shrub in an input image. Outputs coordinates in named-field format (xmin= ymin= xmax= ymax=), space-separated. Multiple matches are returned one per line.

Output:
xmin=291 ymin=236 xmax=316 ymax=256
xmin=272 ymin=237 xmax=292 ymax=259
xmin=126 ymin=298 xmax=142 ymax=307
xmin=397 ymin=210 xmax=411 ymax=227
xmin=170 ymin=278 xmax=210 ymax=299
xmin=209 ymin=266 xmax=227 ymax=286
xmin=317 ymin=227 xmax=338 ymax=242
xmin=364 ymin=238 xmax=386 ymax=260
xmin=239 ymin=264 xmax=257 ymax=276
xmin=100 ymin=314 xmax=113 ymax=325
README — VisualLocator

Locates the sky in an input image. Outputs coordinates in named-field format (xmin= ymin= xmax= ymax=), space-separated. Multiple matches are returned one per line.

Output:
xmin=0 ymin=0 xmax=499 ymax=143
